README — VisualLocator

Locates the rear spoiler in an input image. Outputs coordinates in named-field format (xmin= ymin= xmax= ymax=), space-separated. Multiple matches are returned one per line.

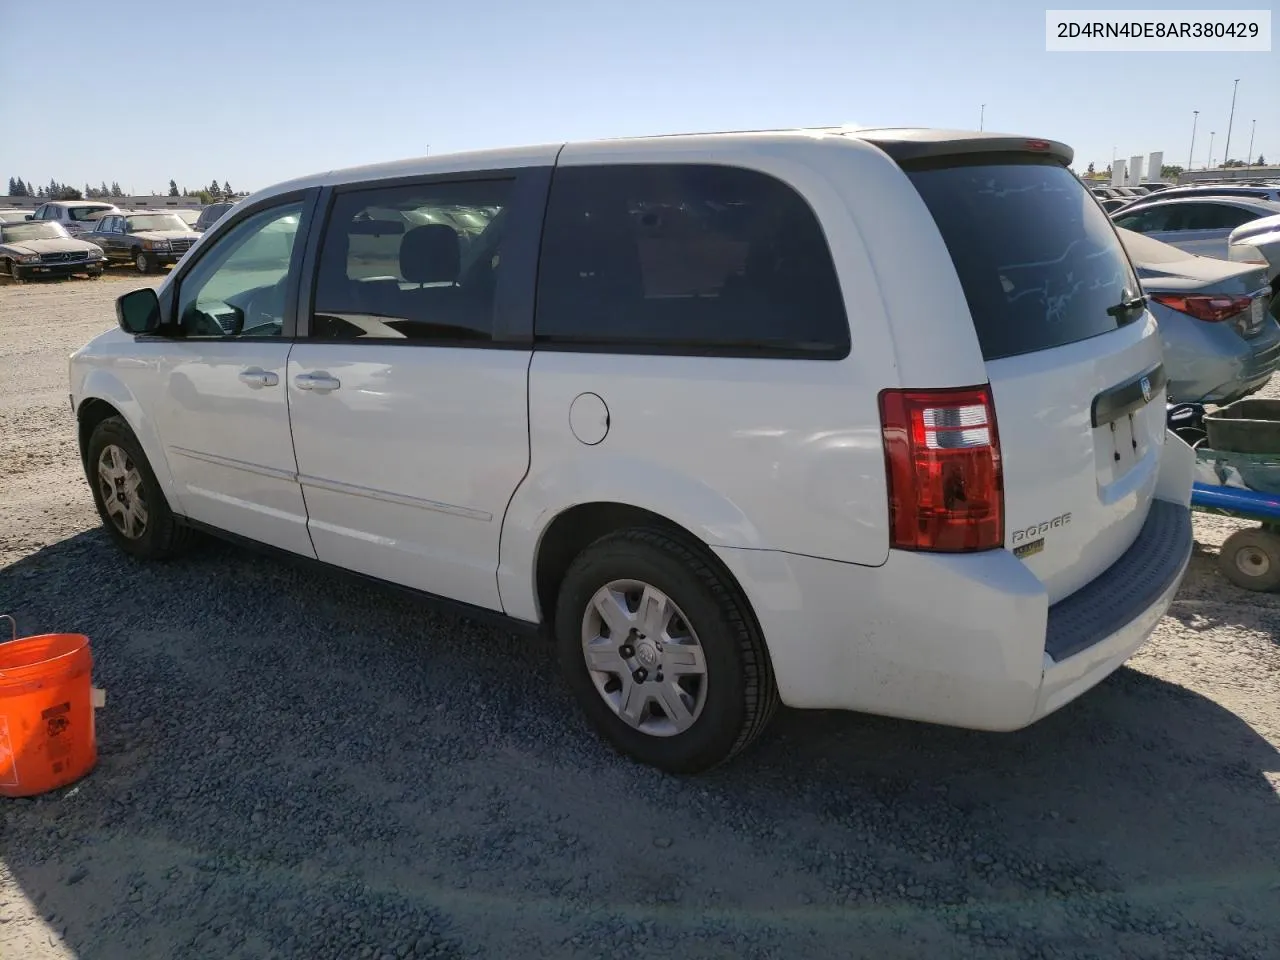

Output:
xmin=851 ymin=128 xmax=1073 ymax=168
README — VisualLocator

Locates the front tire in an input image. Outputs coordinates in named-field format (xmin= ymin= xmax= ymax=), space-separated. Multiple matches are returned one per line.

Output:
xmin=86 ymin=416 xmax=194 ymax=560
xmin=555 ymin=528 xmax=778 ymax=773
xmin=135 ymin=250 xmax=151 ymax=274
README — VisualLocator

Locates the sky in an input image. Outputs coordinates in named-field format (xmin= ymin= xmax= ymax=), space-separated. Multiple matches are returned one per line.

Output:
xmin=1 ymin=0 xmax=1275 ymax=196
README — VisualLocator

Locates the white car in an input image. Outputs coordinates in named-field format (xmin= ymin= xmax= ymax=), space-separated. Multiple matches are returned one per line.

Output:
xmin=28 ymin=200 xmax=121 ymax=236
xmin=1229 ymin=212 xmax=1280 ymax=287
xmin=1112 ymin=196 xmax=1280 ymax=259
xmin=69 ymin=128 xmax=1195 ymax=773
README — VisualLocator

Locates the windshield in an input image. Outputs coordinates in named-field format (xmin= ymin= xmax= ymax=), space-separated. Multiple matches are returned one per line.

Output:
xmin=127 ymin=214 xmax=189 ymax=232
xmin=1 ymin=222 xmax=70 ymax=242
xmin=907 ymin=159 xmax=1140 ymax=361
xmin=67 ymin=205 xmax=114 ymax=222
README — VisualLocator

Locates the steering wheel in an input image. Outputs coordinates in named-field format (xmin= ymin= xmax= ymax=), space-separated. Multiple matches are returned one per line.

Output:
xmin=239 ymin=277 xmax=288 ymax=334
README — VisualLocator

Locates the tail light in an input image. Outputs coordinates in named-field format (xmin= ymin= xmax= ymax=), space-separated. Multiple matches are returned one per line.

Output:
xmin=1150 ymin=293 xmax=1252 ymax=323
xmin=879 ymin=386 xmax=1004 ymax=552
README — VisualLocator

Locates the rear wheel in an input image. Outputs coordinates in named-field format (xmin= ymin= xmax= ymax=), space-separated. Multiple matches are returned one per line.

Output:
xmin=555 ymin=528 xmax=778 ymax=773
xmin=1218 ymin=528 xmax=1280 ymax=592
xmin=86 ymin=416 xmax=194 ymax=560
xmin=135 ymin=250 xmax=151 ymax=274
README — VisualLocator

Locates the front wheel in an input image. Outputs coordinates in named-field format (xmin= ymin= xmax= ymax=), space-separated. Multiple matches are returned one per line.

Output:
xmin=1218 ymin=528 xmax=1280 ymax=592
xmin=555 ymin=528 xmax=778 ymax=773
xmin=86 ymin=416 xmax=194 ymax=559
xmin=135 ymin=250 xmax=151 ymax=274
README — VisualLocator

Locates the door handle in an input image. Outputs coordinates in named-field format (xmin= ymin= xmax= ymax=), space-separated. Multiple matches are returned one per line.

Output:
xmin=238 ymin=367 xmax=279 ymax=388
xmin=294 ymin=372 xmax=341 ymax=393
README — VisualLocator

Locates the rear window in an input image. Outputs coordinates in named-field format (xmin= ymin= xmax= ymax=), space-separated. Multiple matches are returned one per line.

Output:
xmin=67 ymin=205 xmax=113 ymax=221
xmin=907 ymin=160 xmax=1139 ymax=361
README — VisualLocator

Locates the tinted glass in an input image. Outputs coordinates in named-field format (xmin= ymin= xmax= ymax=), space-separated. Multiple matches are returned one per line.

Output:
xmin=536 ymin=165 xmax=848 ymax=357
xmin=175 ymin=202 xmax=303 ymax=338
xmin=67 ymin=205 xmax=112 ymax=222
xmin=1179 ymin=203 xmax=1259 ymax=230
xmin=907 ymin=160 xmax=1139 ymax=361
xmin=311 ymin=179 xmax=511 ymax=343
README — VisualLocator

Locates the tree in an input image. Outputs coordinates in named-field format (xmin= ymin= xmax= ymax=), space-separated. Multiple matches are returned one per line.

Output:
xmin=168 ymin=179 xmax=180 ymax=197
xmin=99 ymin=181 xmax=110 ymax=198
xmin=6 ymin=177 xmax=14 ymax=196
xmin=56 ymin=186 xmax=82 ymax=201
xmin=1161 ymin=164 xmax=1184 ymax=180
xmin=110 ymin=182 xmax=123 ymax=198
xmin=195 ymin=189 xmax=215 ymax=205
xmin=222 ymin=180 xmax=232 ymax=196
xmin=1103 ymin=164 xmax=1112 ymax=178
xmin=1086 ymin=162 xmax=1095 ymax=175
xmin=1259 ymin=155 xmax=1267 ymax=166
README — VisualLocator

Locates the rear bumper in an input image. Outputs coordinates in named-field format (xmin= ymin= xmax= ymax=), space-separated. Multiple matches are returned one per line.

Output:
xmin=1162 ymin=310 xmax=1280 ymax=404
xmin=714 ymin=497 xmax=1192 ymax=732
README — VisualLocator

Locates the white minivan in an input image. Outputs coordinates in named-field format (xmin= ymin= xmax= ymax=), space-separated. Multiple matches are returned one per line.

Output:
xmin=70 ymin=128 xmax=1196 ymax=773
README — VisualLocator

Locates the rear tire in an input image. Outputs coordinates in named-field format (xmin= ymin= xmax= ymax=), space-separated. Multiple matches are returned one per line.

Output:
xmin=1218 ymin=528 xmax=1280 ymax=592
xmin=86 ymin=416 xmax=194 ymax=560
xmin=135 ymin=250 xmax=151 ymax=274
xmin=555 ymin=528 xmax=778 ymax=774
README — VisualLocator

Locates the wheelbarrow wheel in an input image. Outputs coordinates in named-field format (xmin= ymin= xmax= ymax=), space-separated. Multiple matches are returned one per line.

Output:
xmin=1218 ymin=528 xmax=1280 ymax=592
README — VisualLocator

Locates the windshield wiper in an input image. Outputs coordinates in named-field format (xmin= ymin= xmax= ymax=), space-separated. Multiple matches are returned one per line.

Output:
xmin=1106 ymin=293 xmax=1147 ymax=322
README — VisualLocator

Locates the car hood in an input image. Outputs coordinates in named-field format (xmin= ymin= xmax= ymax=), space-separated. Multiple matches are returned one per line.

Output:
xmin=133 ymin=230 xmax=200 ymax=241
xmin=0 ymin=237 xmax=101 ymax=256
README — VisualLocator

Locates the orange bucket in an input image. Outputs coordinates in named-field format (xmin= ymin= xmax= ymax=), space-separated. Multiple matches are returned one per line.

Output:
xmin=0 ymin=617 xmax=98 ymax=798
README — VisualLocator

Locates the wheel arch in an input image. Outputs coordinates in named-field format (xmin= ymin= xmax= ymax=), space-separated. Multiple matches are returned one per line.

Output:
xmin=74 ymin=373 xmax=183 ymax=511
xmin=522 ymin=501 xmax=772 ymax=671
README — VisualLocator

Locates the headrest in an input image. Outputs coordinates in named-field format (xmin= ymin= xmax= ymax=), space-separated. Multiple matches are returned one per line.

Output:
xmin=400 ymin=224 xmax=460 ymax=284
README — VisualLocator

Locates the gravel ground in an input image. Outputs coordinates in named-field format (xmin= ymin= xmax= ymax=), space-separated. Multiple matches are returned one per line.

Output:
xmin=1 ymin=274 xmax=1278 ymax=960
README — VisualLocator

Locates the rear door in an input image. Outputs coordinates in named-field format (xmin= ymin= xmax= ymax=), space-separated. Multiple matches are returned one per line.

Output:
xmin=905 ymin=156 xmax=1166 ymax=603
xmin=285 ymin=167 xmax=551 ymax=611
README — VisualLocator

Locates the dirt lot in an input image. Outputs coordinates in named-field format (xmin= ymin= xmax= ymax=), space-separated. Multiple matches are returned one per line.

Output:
xmin=1 ymin=274 xmax=1278 ymax=960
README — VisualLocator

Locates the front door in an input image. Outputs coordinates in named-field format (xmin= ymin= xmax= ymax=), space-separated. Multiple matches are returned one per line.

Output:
xmin=149 ymin=196 xmax=317 ymax=557
xmin=286 ymin=173 xmax=544 ymax=610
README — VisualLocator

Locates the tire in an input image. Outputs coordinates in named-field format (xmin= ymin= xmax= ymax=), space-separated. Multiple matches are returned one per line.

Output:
xmin=85 ymin=416 xmax=194 ymax=560
xmin=555 ymin=528 xmax=778 ymax=773
xmin=135 ymin=250 xmax=151 ymax=274
xmin=4 ymin=260 xmax=22 ymax=283
xmin=1218 ymin=528 xmax=1280 ymax=592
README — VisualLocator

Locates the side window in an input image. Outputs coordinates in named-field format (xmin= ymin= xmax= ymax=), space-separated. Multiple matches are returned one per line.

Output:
xmin=535 ymin=164 xmax=850 ymax=357
xmin=174 ymin=201 xmax=304 ymax=339
xmin=1189 ymin=204 xmax=1258 ymax=229
xmin=1116 ymin=207 xmax=1172 ymax=234
xmin=311 ymin=179 xmax=512 ymax=343
xmin=34 ymin=205 xmax=48 ymax=220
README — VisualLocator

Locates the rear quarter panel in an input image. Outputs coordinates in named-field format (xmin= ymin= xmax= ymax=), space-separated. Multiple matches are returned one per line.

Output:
xmin=498 ymin=134 xmax=990 ymax=621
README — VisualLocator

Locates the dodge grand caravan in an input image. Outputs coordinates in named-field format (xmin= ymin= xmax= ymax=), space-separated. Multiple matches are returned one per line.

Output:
xmin=69 ymin=128 xmax=1196 ymax=773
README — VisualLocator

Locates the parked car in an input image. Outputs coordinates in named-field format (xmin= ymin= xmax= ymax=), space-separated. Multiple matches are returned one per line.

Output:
xmin=1134 ymin=183 xmax=1280 ymax=204
xmin=0 ymin=220 xmax=105 ymax=281
xmin=1112 ymin=196 xmax=1280 ymax=258
xmin=193 ymin=200 xmax=235 ymax=233
xmin=172 ymin=209 xmax=201 ymax=228
xmin=85 ymin=212 xmax=201 ymax=273
xmin=0 ymin=209 xmax=35 ymax=224
xmin=69 ymin=128 xmax=1194 ymax=773
xmin=1119 ymin=227 xmax=1279 ymax=403
xmin=1139 ymin=181 xmax=1171 ymax=193
xmin=1228 ymin=213 xmax=1280 ymax=287
xmin=28 ymin=200 xmax=121 ymax=235
xmin=1098 ymin=197 xmax=1129 ymax=213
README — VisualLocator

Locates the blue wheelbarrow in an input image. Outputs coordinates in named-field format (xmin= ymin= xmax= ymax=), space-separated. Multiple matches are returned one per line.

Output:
xmin=1170 ymin=399 xmax=1280 ymax=592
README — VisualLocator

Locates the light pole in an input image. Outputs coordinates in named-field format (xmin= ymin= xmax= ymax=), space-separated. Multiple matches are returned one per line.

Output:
xmin=979 ymin=104 xmax=984 ymax=131
xmin=1188 ymin=110 xmax=1199 ymax=170
xmin=1207 ymin=131 xmax=1215 ymax=170
xmin=1246 ymin=120 xmax=1256 ymax=167
xmin=1223 ymin=78 xmax=1239 ymax=164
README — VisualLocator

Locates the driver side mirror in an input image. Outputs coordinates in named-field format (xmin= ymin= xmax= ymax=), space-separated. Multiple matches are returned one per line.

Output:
xmin=116 ymin=288 xmax=161 ymax=335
